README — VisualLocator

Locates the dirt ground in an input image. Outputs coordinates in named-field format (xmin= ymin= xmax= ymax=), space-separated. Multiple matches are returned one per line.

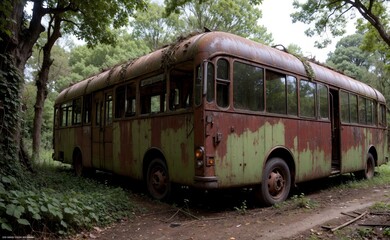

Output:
xmin=77 ymin=175 xmax=390 ymax=240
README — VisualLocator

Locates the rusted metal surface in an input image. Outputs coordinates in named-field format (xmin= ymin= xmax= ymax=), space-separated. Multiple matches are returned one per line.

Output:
xmin=56 ymin=32 xmax=385 ymax=105
xmin=203 ymin=111 xmax=333 ymax=187
xmin=110 ymin=113 xmax=195 ymax=184
xmin=54 ymin=31 xmax=387 ymax=199
xmin=340 ymin=125 xmax=387 ymax=173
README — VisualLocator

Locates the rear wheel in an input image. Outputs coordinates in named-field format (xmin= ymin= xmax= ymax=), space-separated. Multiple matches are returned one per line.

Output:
xmin=146 ymin=158 xmax=171 ymax=201
xmin=256 ymin=158 xmax=291 ymax=206
xmin=73 ymin=150 xmax=83 ymax=177
xmin=355 ymin=153 xmax=375 ymax=180
xmin=72 ymin=150 xmax=94 ymax=177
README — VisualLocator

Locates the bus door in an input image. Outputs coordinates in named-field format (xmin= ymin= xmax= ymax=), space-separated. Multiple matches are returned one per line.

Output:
xmin=92 ymin=92 xmax=104 ymax=169
xmin=330 ymin=89 xmax=341 ymax=172
xmin=92 ymin=90 xmax=113 ymax=171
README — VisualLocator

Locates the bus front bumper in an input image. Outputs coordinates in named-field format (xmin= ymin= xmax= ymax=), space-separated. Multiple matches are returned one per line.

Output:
xmin=194 ymin=176 xmax=218 ymax=189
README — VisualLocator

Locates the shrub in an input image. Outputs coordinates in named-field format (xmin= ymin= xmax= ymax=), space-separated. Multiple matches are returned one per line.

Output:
xmin=0 ymin=164 xmax=134 ymax=237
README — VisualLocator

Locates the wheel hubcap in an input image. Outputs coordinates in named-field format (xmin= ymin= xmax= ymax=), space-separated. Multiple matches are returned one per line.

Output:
xmin=151 ymin=168 xmax=167 ymax=194
xmin=268 ymin=170 xmax=285 ymax=197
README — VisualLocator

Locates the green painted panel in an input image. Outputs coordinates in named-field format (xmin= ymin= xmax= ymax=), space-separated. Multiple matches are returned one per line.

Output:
xmin=161 ymin=118 xmax=194 ymax=185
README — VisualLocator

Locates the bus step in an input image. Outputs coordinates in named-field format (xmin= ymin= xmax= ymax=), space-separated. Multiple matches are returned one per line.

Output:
xmin=331 ymin=168 xmax=341 ymax=175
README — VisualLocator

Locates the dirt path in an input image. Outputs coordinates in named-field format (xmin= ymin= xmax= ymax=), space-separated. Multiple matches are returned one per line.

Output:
xmin=82 ymin=179 xmax=390 ymax=240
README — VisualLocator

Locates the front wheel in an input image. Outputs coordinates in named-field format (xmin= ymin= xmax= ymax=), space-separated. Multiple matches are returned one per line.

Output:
xmin=146 ymin=158 xmax=171 ymax=201
xmin=355 ymin=153 xmax=375 ymax=180
xmin=256 ymin=158 xmax=291 ymax=206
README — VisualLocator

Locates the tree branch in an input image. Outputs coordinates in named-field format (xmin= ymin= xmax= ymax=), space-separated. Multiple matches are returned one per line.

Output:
xmin=344 ymin=0 xmax=390 ymax=46
xmin=43 ymin=2 xmax=79 ymax=15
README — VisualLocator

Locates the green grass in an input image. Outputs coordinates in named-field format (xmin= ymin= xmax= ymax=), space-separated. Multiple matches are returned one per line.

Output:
xmin=370 ymin=201 xmax=390 ymax=212
xmin=338 ymin=163 xmax=390 ymax=190
xmin=321 ymin=163 xmax=390 ymax=240
xmin=273 ymin=163 xmax=390 ymax=212
xmin=0 ymin=161 xmax=136 ymax=237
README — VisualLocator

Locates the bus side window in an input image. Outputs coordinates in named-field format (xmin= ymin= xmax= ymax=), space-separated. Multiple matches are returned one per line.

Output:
xmin=115 ymin=85 xmax=126 ymax=118
xmin=83 ymin=94 xmax=92 ymax=124
xmin=140 ymin=75 xmax=166 ymax=114
xmin=206 ymin=64 xmax=215 ymax=103
xmin=340 ymin=91 xmax=350 ymax=122
xmin=54 ymin=107 xmax=59 ymax=128
xmin=60 ymin=104 xmax=66 ymax=127
xmin=61 ymin=102 xmax=72 ymax=127
xmin=287 ymin=76 xmax=298 ymax=116
xmin=233 ymin=61 xmax=264 ymax=111
xmin=299 ymin=80 xmax=316 ymax=118
xmin=349 ymin=94 xmax=358 ymax=123
xmin=379 ymin=104 xmax=386 ymax=126
xmin=266 ymin=70 xmax=287 ymax=114
xmin=105 ymin=93 xmax=113 ymax=125
xmin=366 ymin=99 xmax=374 ymax=125
xmin=95 ymin=101 xmax=101 ymax=126
xmin=115 ymin=84 xmax=136 ymax=118
xmin=169 ymin=70 xmax=193 ymax=110
xmin=317 ymin=84 xmax=328 ymax=119
xmin=358 ymin=96 xmax=367 ymax=124
xmin=216 ymin=59 xmax=229 ymax=108
xmin=373 ymin=101 xmax=377 ymax=125
xmin=72 ymin=98 xmax=82 ymax=125
xmin=125 ymin=84 xmax=136 ymax=117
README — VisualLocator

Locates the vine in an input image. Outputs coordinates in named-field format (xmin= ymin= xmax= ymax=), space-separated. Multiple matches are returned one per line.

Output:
xmin=0 ymin=53 xmax=24 ymax=178
xmin=293 ymin=53 xmax=316 ymax=81
xmin=272 ymin=44 xmax=316 ymax=81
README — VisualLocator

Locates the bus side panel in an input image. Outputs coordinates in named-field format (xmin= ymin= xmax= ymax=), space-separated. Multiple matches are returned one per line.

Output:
xmin=54 ymin=128 xmax=73 ymax=164
xmin=206 ymin=111 xmax=332 ymax=188
xmin=296 ymin=120 xmax=332 ymax=182
xmin=160 ymin=114 xmax=195 ymax=185
xmin=376 ymin=129 xmax=388 ymax=165
xmin=341 ymin=126 xmax=387 ymax=173
xmin=54 ymin=128 xmax=60 ymax=161
xmin=340 ymin=126 xmax=368 ymax=173
xmin=112 ymin=119 xmax=147 ymax=179
xmin=55 ymin=127 xmax=91 ymax=166
xmin=112 ymin=121 xmax=136 ymax=177
xmin=206 ymin=112 xmax=264 ymax=187
xmin=112 ymin=113 xmax=195 ymax=184
xmin=78 ymin=126 xmax=92 ymax=168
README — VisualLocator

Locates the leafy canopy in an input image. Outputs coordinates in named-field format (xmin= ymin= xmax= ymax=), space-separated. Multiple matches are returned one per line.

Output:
xmin=291 ymin=0 xmax=390 ymax=48
xmin=180 ymin=0 xmax=272 ymax=44
xmin=131 ymin=1 xmax=183 ymax=50
xmin=164 ymin=0 xmax=262 ymax=15
xmin=57 ymin=0 xmax=147 ymax=47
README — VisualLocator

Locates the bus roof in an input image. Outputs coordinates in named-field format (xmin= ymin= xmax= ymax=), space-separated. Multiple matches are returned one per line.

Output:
xmin=56 ymin=31 xmax=385 ymax=104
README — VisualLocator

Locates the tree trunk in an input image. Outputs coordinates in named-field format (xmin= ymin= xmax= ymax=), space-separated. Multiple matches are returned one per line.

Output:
xmin=0 ymin=0 xmax=46 ymax=172
xmin=32 ymin=58 xmax=50 ymax=161
xmin=32 ymin=14 xmax=62 ymax=161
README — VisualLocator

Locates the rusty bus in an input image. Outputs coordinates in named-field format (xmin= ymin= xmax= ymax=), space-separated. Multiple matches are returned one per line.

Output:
xmin=53 ymin=31 xmax=388 ymax=206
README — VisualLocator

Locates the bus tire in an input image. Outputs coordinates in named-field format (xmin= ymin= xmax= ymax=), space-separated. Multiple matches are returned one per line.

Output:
xmin=146 ymin=158 xmax=171 ymax=201
xmin=73 ymin=150 xmax=83 ymax=177
xmin=256 ymin=158 xmax=291 ymax=206
xmin=355 ymin=153 xmax=375 ymax=180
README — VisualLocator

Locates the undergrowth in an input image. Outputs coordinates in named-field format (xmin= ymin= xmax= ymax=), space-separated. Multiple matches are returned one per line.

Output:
xmin=338 ymin=163 xmax=390 ymax=190
xmin=0 ymin=164 xmax=135 ymax=238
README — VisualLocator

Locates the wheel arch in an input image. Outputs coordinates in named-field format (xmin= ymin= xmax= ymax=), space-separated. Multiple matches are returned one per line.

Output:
xmin=368 ymin=145 xmax=378 ymax=166
xmin=72 ymin=146 xmax=84 ymax=176
xmin=142 ymin=147 xmax=167 ymax=180
xmin=72 ymin=146 xmax=83 ymax=164
xmin=264 ymin=146 xmax=296 ymax=185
